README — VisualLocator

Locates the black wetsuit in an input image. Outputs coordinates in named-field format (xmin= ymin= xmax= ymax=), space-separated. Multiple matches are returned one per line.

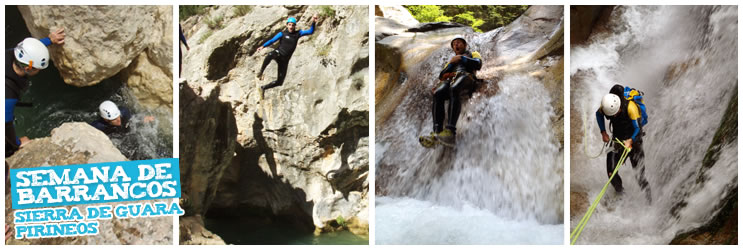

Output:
xmin=89 ymin=107 xmax=132 ymax=136
xmin=597 ymin=99 xmax=651 ymax=200
xmin=5 ymin=49 xmax=30 ymax=157
xmin=179 ymin=25 xmax=188 ymax=75
xmin=432 ymin=50 xmax=482 ymax=134
xmin=258 ymin=22 xmax=315 ymax=91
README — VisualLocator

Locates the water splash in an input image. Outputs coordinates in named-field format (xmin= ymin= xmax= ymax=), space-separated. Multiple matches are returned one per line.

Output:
xmin=571 ymin=5 xmax=737 ymax=244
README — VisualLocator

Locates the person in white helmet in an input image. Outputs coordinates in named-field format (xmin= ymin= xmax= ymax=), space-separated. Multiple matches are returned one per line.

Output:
xmin=596 ymin=84 xmax=650 ymax=202
xmin=5 ymin=28 xmax=65 ymax=157
xmin=419 ymin=35 xmax=482 ymax=148
xmin=89 ymin=100 xmax=154 ymax=135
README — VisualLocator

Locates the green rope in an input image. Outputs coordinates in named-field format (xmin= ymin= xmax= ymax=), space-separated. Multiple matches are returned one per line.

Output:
xmin=570 ymin=138 xmax=631 ymax=245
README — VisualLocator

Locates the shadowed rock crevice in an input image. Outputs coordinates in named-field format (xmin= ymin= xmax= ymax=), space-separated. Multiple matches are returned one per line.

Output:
xmin=207 ymin=33 xmax=251 ymax=81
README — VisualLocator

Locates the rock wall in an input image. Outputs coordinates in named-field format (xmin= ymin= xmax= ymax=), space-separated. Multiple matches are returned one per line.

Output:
xmin=5 ymin=123 xmax=172 ymax=245
xmin=569 ymin=6 xmax=614 ymax=45
xmin=180 ymin=5 xmax=369 ymax=237
xmin=18 ymin=6 xmax=173 ymax=110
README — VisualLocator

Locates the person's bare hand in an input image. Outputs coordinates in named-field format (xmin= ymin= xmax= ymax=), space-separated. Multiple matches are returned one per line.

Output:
xmin=6 ymin=224 xmax=13 ymax=242
xmin=49 ymin=28 xmax=65 ymax=45
xmin=623 ymin=138 xmax=633 ymax=149
xmin=19 ymin=137 xmax=30 ymax=147
xmin=601 ymin=131 xmax=610 ymax=143
xmin=312 ymin=14 xmax=318 ymax=22
xmin=256 ymin=46 xmax=264 ymax=53
xmin=440 ymin=72 xmax=455 ymax=81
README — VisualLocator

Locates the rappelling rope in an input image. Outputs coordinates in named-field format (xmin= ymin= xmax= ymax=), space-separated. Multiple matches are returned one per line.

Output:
xmin=583 ymin=111 xmax=606 ymax=159
xmin=570 ymin=137 xmax=631 ymax=245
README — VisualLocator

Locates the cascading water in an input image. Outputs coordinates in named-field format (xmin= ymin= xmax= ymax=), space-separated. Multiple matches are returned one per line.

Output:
xmin=376 ymin=7 xmax=564 ymax=244
xmin=570 ymin=6 xmax=737 ymax=244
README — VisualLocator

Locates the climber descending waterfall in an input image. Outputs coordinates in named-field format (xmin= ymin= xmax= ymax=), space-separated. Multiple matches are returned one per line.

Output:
xmin=594 ymin=84 xmax=651 ymax=202
xmin=571 ymin=6 xmax=737 ymax=244
xmin=419 ymin=35 xmax=482 ymax=148
xmin=376 ymin=6 xmax=564 ymax=245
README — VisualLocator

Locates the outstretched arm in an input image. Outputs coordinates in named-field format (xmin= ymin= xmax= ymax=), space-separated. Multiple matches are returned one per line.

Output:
xmin=299 ymin=14 xmax=318 ymax=37
xmin=262 ymin=32 xmax=283 ymax=47
xmin=40 ymin=28 xmax=65 ymax=46
xmin=299 ymin=22 xmax=315 ymax=37
xmin=179 ymin=26 xmax=189 ymax=49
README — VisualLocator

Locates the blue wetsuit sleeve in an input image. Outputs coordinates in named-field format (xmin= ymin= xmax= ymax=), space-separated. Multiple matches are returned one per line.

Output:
xmin=40 ymin=37 xmax=52 ymax=46
xmin=179 ymin=27 xmax=189 ymax=48
xmin=122 ymin=108 xmax=132 ymax=121
xmin=460 ymin=56 xmax=482 ymax=71
xmin=438 ymin=63 xmax=455 ymax=79
xmin=631 ymin=120 xmax=640 ymax=141
xmin=596 ymin=110 xmax=606 ymax=132
xmin=262 ymin=32 xmax=283 ymax=47
xmin=5 ymin=99 xmax=18 ymax=123
xmin=299 ymin=22 xmax=315 ymax=37
xmin=89 ymin=121 xmax=106 ymax=132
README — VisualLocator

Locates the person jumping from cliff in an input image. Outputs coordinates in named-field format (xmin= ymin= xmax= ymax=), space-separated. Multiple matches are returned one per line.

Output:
xmin=596 ymin=84 xmax=652 ymax=203
xmin=419 ymin=35 xmax=482 ymax=148
xmin=5 ymin=28 xmax=65 ymax=157
xmin=255 ymin=14 xmax=318 ymax=100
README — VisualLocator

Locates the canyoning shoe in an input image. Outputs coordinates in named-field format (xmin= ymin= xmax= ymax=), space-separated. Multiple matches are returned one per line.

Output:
xmin=256 ymin=73 xmax=264 ymax=81
xmin=419 ymin=133 xmax=437 ymax=148
xmin=258 ymin=87 xmax=264 ymax=100
xmin=435 ymin=129 xmax=455 ymax=147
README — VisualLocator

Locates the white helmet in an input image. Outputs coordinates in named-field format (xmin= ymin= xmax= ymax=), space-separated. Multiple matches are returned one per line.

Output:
xmin=14 ymin=38 xmax=50 ymax=70
xmin=601 ymin=94 xmax=621 ymax=116
xmin=451 ymin=35 xmax=467 ymax=48
xmin=99 ymin=101 xmax=121 ymax=120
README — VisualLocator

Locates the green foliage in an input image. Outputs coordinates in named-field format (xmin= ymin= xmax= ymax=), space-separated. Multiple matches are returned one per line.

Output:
xmin=180 ymin=5 xmax=209 ymax=21
xmin=233 ymin=5 xmax=253 ymax=17
xmin=336 ymin=215 xmax=347 ymax=227
xmin=199 ymin=30 xmax=213 ymax=43
xmin=404 ymin=5 xmax=529 ymax=32
xmin=205 ymin=15 xmax=224 ymax=30
xmin=406 ymin=5 xmax=447 ymax=23
xmin=320 ymin=6 xmax=336 ymax=19
xmin=453 ymin=12 xmax=485 ymax=32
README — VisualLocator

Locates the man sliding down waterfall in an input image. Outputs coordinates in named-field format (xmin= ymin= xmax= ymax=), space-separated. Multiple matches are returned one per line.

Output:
xmin=596 ymin=84 xmax=652 ymax=203
xmin=255 ymin=14 xmax=318 ymax=100
xmin=419 ymin=35 xmax=482 ymax=148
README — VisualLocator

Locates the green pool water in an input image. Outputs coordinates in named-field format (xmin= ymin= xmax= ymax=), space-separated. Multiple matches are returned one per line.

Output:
xmin=204 ymin=217 xmax=368 ymax=245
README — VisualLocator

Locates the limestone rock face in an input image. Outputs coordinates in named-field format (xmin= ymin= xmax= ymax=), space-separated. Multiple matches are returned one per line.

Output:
xmin=5 ymin=122 xmax=173 ymax=245
xmin=180 ymin=5 xmax=368 ymax=236
xmin=179 ymin=216 xmax=226 ymax=245
xmin=178 ymin=83 xmax=238 ymax=217
xmin=17 ymin=5 xmax=173 ymax=109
